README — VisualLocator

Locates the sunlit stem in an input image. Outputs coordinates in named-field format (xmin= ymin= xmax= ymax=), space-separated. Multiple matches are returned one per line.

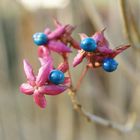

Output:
xmin=62 ymin=53 xmax=73 ymax=89
xmin=74 ymin=65 xmax=89 ymax=93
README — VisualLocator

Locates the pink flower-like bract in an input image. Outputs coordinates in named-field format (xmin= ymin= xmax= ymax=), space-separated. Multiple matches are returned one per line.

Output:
xmin=53 ymin=19 xmax=80 ymax=50
xmin=37 ymin=20 xmax=81 ymax=58
xmin=73 ymin=29 xmax=130 ymax=68
xmin=20 ymin=59 xmax=69 ymax=108
xmin=42 ymin=25 xmax=72 ymax=54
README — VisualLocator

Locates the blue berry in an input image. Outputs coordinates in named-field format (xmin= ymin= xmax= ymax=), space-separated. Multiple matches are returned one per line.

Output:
xmin=80 ymin=38 xmax=97 ymax=52
xmin=102 ymin=58 xmax=118 ymax=72
xmin=33 ymin=32 xmax=48 ymax=46
xmin=49 ymin=70 xmax=65 ymax=85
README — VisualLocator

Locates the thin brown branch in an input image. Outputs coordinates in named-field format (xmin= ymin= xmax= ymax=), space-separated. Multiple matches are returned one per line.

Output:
xmin=67 ymin=60 xmax=139 ymax=133
xmin=67 ymin=64 xmax=138 ymax=133
xmin=68 ymin=89 xmax=139 ymax=133
xmin=74 ymin=65 xmax=89 ymax=92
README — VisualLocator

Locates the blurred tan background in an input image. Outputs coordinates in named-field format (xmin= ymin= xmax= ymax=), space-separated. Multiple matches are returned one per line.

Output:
xmin=0 ymin=0 xmax=140 ymax=140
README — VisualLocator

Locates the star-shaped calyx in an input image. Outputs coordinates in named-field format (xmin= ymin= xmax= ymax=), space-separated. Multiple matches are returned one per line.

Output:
xmin=73 ymin=29 xmax=130 ymax=72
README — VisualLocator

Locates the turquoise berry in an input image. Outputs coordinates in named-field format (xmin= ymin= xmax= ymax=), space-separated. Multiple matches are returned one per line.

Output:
xmin=49 ymin=70 xmax=65 ymax=85
xmin=80 ymin=38 xmax=97 ymax=52
xmin=102 ymin=58 xmax=118 ymax=72
xmin=33 ymin=32 xmax=48 ymax=46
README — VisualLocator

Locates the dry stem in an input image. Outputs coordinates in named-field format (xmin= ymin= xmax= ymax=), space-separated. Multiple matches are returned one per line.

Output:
xmin=68 ymin=88 xmax=139 ymax=133
xmin=74 ymin=65 xmax=89 ymax=92
xmin=67 ymin=64 xmax=139 ymax=133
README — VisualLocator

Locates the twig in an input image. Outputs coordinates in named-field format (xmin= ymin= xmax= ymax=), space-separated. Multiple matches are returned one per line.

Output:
xmin=67 ymin=65 xmax=73 ymax=88
xmin=67 ymin=63 xmax=139 ymax=133
xmin=68 ymin=89 xmax=139 ymax=133
xmin=74 ymin=65 xmax=89 ymax=92
xmin=66 ymin=60 xmax=139 ymax=133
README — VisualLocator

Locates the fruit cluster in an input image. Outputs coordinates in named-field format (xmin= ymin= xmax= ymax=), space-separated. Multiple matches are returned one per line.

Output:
xmin=20 ymin=20 xmax=130 ymax=108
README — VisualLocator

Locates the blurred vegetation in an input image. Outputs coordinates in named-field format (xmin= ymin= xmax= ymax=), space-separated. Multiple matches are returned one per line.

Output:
xmin=0 ymin=0 xmax=140 ymax=140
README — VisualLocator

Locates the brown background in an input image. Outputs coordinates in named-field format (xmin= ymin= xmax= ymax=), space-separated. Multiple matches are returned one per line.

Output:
xmin=0 ymin=0 xmax=140 ymax=140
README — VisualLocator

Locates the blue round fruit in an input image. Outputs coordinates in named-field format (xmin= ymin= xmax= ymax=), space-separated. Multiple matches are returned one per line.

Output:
xmin=49 ymin=70 xmax=65 ymax=85
xmin=102 ymin=58 xmax=118 ymax=72
xmin=33 ymin=32 xmax=48 ymax=46
xmin=80 ymin=38 xmax=97 ymax=52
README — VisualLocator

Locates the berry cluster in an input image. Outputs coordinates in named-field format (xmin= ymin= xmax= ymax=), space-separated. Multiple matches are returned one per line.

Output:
xmin=73 ymin=30 xmax=130 ymax=72
xmin=20 ymin=20 xmax=130 ymax=108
